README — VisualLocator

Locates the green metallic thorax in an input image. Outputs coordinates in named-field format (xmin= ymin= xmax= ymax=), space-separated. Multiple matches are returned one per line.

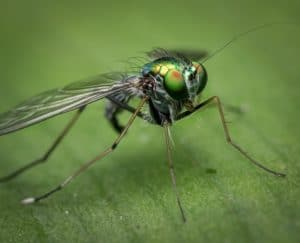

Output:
xmin=142 ymin=57 xmax=183 ymax=78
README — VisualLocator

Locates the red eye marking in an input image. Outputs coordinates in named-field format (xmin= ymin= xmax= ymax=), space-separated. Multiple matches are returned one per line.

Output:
xmin=171 ymin=70 xmax=182 ymax=80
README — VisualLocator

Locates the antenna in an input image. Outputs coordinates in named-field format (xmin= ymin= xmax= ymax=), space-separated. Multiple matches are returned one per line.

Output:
xmin=202 ymin=22 xmax=296 ymax=64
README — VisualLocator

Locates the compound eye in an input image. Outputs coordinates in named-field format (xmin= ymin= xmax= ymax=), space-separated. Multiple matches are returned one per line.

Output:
xmin=192 ymin=61 xmax=202 ymax=73
xmin=164 ymin=69 xmax=188 ymax=100
xmin=193 ymin=62 xmax=207 ymax=93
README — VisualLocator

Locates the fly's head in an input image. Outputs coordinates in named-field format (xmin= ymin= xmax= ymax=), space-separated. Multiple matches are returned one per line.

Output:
xmin=162 ymin=61 xmax=207 ymax=110
xmin=141 ymin=58 xmax=207 ymax=112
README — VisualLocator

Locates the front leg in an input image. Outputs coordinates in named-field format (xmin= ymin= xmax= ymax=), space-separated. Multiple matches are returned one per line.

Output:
xmin=176 ymin=96 xmax=286 ymax=177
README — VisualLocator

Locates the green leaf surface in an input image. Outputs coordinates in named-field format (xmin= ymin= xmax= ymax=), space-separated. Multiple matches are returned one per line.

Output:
xmin=0 ymin=1 xmax=300 ymax=242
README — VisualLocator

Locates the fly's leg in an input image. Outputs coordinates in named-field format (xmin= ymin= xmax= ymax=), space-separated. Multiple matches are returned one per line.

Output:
xmin=105 ymin=92 xmax=135 ymax=133
xmin=0 ymin=106 xmax=86 ymax=183
xmin=21 ymin=97 xmax=148 ymax=204
xmin=163 ymin=122 xmax=186 ymax=222
xmin=105 ymin=100 xmax=125 ymax=133
xmin=105 ymin=96 xmax=151 ymax=133
xmin=176 ymin=96 xmax=286 ymax=177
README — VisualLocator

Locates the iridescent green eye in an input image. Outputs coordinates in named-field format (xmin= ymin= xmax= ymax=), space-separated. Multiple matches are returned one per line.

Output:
xmin=192 ymin=62 xmax=207 ymax=94
xmin=197 ymin=64 xmax=207 ymax=93
xmin=163 ymin=69 xmax=188 ymax=100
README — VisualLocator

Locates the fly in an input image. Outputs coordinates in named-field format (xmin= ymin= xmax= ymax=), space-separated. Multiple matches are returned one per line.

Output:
xmin=0 ymin=23 xmax=288 ymax=222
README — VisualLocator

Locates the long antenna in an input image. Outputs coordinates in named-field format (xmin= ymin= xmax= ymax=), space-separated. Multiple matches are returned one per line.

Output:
xmin=202 ymin=22 xmax=296 ymax=64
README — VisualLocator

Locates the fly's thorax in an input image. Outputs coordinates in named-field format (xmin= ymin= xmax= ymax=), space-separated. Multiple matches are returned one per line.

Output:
xmin=145 ymin=74 xmax=181 ymax=118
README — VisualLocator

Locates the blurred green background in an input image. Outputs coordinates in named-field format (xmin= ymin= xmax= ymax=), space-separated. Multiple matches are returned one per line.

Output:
xmin=0 ymin=0 xmax=300 ymax=242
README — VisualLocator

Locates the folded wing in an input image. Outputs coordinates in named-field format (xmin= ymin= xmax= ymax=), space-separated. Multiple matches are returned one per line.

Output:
xmin=0 ymin=73 xmax=142 ymax=135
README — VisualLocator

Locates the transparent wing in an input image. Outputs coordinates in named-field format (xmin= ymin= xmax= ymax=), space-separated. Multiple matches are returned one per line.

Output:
xmin=0 ymin=73 xmax=142 ymax=135
xmin=147 ymin=48 xmax=208 ymax=61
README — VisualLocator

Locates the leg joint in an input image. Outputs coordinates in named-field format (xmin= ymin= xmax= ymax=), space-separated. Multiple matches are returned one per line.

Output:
xmin=111 ymin=142 xmax=118 ymax=150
